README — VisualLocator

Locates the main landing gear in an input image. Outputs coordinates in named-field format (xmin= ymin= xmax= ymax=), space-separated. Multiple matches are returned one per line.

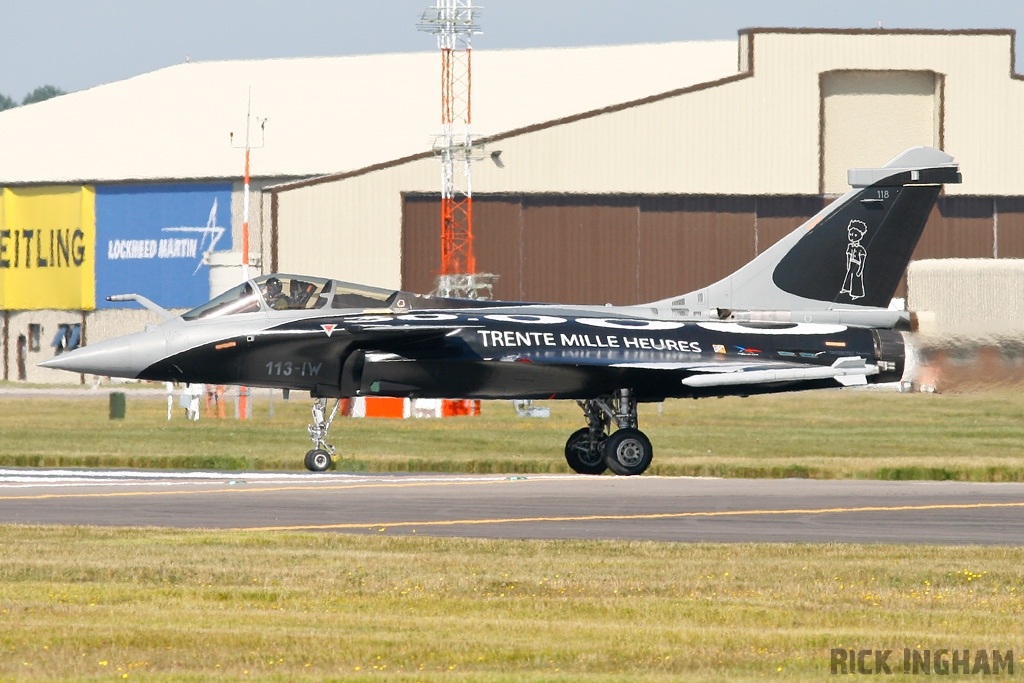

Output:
xmin=305 ymin=397 xmax=341 ymax=472
xmin=564 ymin=389 xmax=653 ymax=476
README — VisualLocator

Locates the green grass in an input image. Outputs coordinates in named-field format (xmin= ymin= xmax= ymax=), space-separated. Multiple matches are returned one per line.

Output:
xmin=1 ymin=526 xmax=1021 ymax=682
xmin=1 ymin=388 xmax=1023 ymax=480
xmin=3 ymin=392 xmax=1022 ymax=681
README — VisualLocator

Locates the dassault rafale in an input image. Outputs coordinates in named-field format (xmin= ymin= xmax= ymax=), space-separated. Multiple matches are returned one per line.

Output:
xmin=42 ymin=147 xmax=961 ymax=475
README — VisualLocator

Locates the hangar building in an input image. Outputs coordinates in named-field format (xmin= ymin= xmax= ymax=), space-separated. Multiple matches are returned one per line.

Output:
xmin=272 ymin=29 xmax=1024 ymax=304
xmin=1 ymin=28 xmax=1022 ymax=383
xmin=0 ymin=40 xmax=734 ymax=381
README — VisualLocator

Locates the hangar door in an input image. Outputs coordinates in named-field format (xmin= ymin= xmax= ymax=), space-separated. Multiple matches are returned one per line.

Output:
xmin=401 ymin=194 xmax=823 ymax=305
xmin=821 ymin=70 xmax=942 ymax=194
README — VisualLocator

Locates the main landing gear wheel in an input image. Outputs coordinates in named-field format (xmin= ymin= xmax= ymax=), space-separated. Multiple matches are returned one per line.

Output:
xmin=569 ymin=389 xmax=653 ymax=476
xmin=602 ymin=428 xmax=653 ymax=477
xmin=305 ymin=448 xmax=333 ymax=472
xmin=564 ymin=427 xmax=607 ymax=475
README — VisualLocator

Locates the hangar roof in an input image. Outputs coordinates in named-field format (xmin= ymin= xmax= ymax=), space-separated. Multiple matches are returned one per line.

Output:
xmin=0 ymin=41 xmax=737 ymax=185
xmin=272 ymin=29 xmax=1023 ymax=199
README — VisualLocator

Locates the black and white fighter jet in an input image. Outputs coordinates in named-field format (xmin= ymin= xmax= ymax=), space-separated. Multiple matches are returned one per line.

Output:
xmin=42 ymin=147 xmax=961 ymax=475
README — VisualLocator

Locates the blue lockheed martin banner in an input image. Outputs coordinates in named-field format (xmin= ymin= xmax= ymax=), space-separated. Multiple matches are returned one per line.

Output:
xmin=95 ymin=184 xmax=232 ymax=309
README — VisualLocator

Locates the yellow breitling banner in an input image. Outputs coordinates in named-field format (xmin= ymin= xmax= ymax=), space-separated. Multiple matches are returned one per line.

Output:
xmin=0 ymin=186 xmax=96 ymax=310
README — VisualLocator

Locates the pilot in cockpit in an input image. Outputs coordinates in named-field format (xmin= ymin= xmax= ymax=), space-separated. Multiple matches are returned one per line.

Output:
xmin=261 ymin=277 xmax=289 ymax=310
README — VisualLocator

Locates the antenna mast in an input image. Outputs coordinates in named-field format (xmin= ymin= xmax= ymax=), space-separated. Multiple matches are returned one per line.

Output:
xmin=418 ymin=0 xmax=496 ymax=299
xmin=229 ymin=88 xmax=266 ymax=283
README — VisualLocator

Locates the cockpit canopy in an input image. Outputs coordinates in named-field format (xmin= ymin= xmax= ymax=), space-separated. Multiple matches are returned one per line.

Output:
xmin=182 ymin=274 xmax=396 ymax=321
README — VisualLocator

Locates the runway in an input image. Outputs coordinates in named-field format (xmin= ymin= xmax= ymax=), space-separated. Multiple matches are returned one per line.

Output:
xmin=2 ymin=468 xmax=1023 ymax=544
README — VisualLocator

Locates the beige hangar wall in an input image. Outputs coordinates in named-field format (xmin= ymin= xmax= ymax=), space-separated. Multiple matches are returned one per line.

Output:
xmin=272 ymin=30 xmax=1024 ymax=291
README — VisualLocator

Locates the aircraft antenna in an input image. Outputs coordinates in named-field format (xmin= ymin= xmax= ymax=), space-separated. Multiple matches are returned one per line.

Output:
xmin=418 ymin=0 xmax=497 ymax=299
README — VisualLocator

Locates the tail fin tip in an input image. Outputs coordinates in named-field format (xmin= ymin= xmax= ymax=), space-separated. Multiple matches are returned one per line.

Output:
xmin=648 ymin=147 xmax=961 ymax=323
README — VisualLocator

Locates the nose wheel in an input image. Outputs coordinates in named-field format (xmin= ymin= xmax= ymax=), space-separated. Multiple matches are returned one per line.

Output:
xmin=304 ymin=448 xmax=333 ymax=472
xmin=566 ymin=390 xmax=653 ymax=476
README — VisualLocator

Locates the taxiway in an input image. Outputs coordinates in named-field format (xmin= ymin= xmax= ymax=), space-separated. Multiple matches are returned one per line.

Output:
xmin=1 ymin=469 xmax=1022 ymax=544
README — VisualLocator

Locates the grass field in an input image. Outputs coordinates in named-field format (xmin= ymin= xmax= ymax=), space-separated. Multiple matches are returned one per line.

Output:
xmin=1 ymin=387 xmax=1023 ymax=480
xmin=3 ymin=388 xmax=1023 ymax=681
xmin=1 ymin=526 xmax=1021 ymax=682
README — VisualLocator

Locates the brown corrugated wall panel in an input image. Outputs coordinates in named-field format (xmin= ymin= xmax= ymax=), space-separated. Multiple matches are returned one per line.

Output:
xmin=900 ymin=197 xmax=994 ymax=299
xmin=637 ymin=196 xmax=755 ymax=301
xmin=470 ymin=197 xmax=524 ymax=301
xmin=401 ymin=196 xmax=529 ymax=300
xmin=402 ymin=192 xmax=1010 ymax=306
xmin=996 ymin=197 xmax=1024 ymax=258
xmin=401 ymin=195 xmax=442 ymax=295
xmin=754 ymin=196 xmax=826 ymax=253
xmin=521 ymin=196 xmax=640 ymax=305
xmin=912 ymin=197 xmax=994 ymax=259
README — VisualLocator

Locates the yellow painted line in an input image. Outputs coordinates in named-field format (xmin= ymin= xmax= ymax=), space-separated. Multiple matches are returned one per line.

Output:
xmin=239 ymin=501 xmax=1024 ymax=532
xmin=0 ymin=478 xmax=523 ymax=501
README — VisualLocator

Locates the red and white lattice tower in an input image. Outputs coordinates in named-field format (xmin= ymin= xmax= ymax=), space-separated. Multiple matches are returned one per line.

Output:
xmin=419 ymin=1 xmax=496 ymax=299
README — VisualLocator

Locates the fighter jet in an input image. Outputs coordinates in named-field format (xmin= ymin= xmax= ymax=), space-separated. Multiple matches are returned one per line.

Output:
xmin=42 ymin=147 xmax=960 ymax=475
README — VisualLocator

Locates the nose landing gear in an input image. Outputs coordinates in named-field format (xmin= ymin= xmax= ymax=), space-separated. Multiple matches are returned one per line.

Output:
xmin=564 ymin=389 xmax=653 ymax=476
xmin=305 ymin=397 xmax=341 ymax=472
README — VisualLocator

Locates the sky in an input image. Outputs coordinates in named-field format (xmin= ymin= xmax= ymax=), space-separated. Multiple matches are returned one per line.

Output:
xmin=2 ymin=0 xmax=1022 ymax=100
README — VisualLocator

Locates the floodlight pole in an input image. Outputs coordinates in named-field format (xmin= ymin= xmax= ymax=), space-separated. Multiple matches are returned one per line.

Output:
xmin=418 ymin=1 xmax=496 ymax=299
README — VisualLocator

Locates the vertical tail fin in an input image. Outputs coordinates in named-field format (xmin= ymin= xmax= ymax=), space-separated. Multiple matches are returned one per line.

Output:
xmin=648 ymin=147 xmax=961 ymax=324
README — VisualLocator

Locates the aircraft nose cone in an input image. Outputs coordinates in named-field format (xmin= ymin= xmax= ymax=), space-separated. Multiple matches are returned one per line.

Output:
xmin=38 ymin=328 xmax=167 ymax=379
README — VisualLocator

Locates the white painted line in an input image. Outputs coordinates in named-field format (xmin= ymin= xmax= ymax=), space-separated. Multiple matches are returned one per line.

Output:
xmin=0 ymin=469 xmax=593 ymax=489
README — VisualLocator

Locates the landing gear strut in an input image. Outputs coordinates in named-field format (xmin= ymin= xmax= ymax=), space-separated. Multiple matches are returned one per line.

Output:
xmin=564 ymin=389 xmax=653 ymax=476
xmin=305 ymin=397 xmax=341 ymax=472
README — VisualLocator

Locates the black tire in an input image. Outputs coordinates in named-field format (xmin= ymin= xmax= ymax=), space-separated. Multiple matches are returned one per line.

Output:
xmin=305 ymin=448 xmax=332 ymax=472
xmin=602 ymin=428 xmax=653 ymax=476
xmin=564 ymin=427 xmax=607 ymax=475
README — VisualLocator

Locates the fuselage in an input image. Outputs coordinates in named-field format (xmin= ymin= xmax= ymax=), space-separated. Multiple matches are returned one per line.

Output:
xmin=42 ymin=274 xmax=906 ymax=402
xmin=99 ymin=308 xmax=904 ymax=402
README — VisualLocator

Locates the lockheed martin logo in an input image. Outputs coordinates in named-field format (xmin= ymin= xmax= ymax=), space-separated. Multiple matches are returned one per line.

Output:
xmin=161 ymin=198 xmax=226 ymax=275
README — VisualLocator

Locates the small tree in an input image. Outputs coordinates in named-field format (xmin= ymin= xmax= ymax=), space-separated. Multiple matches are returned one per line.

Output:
xmin=22 ymin=85 xmax=65 ymax=105
xmin=0 ymin=93 xmax=16 ymax=112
